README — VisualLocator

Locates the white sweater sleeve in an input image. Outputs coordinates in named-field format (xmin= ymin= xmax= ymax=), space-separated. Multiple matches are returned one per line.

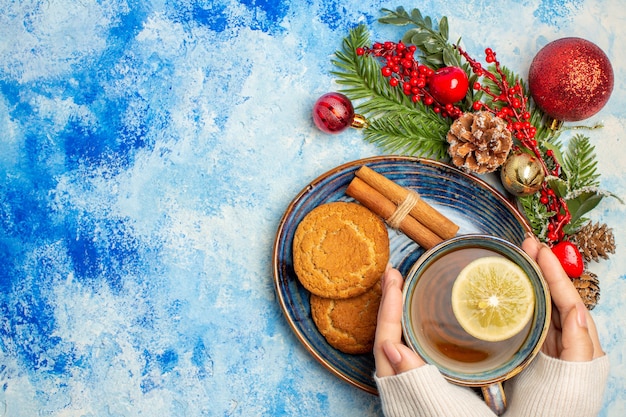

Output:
xmin=503 ymin=352 xmax=610 ymax=417
xmin=374 ymin=353 xmax=609 ymax=417
xmin=375 ymin=364 xmax=496 ymax=417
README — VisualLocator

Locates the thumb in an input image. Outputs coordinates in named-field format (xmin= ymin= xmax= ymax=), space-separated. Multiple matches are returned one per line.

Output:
xmin=560 ymin=301 xmax=595 ymax=362
xmin=381 ymin=339 xmax=426 ymax=374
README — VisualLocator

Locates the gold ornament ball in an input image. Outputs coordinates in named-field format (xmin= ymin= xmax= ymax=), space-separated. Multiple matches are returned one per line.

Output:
xmin=500 ymin=153 xmax=545 ymax=196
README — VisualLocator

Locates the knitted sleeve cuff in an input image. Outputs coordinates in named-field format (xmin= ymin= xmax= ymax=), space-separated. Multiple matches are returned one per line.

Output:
xmin=375 ymin=365 xmax=496 ymax=417
xmin=504 ymin=352 xmax=610 ymax=417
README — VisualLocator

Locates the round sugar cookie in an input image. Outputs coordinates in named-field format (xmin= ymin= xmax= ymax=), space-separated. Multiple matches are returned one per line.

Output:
xmin=292 ymin=201 xmax=389 ymax=299
xmin=310 ymin=281 xmax=382 ymax=354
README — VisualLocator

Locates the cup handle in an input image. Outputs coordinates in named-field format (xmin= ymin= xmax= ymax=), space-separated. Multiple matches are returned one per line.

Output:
xmin=481 ymin=383 xmax=507 ymax=416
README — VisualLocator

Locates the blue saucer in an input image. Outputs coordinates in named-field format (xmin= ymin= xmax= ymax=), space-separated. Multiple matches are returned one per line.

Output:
xmin=272 ymin=156 xmax=530 ymax=394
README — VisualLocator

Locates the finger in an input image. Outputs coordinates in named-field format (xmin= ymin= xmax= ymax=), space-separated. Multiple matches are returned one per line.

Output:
xmin=540 ymin=302 xmax=562 ymax=358
xmin=534 ymin=244 xmax=605 ymax=360
xmin=560 ymin=301 xmax=594 ymax=361
xmin=381 ymin=340 xmax=425 ymax=374
xmin=375 ymin=267 xmax=405 ymax=345
xmin=536 ymin=245 xmax=583 ymax=315
xmin=521 ymin=235 xmax=541 ymax=260
xmin=584 ymin=308 xmax=605 ymax=359
xmin=374 ymin=267 xmax=406 ymax=377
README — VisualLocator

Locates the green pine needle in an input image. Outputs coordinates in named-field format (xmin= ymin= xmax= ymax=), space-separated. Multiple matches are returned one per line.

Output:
xmin=331 ymin=24 xmax=451 ymax=157
xmin=363 ymin=114 xmax=450 ymax=159
xmin=563 ymin=134 xmax=601 ymax=189
xmin=519 ymin=194 xmax=554 ymax=240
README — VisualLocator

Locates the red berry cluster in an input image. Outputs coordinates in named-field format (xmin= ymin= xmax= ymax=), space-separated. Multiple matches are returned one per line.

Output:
xmin=458 ymin=46 xmax=571 ymax=244
xmin=356 ymin=42 xmax=464 ymax=118
xmin=539 ymin=173 xmax=572 ymax=243
xmin=461 ymin=48 xmax=537 ymax=144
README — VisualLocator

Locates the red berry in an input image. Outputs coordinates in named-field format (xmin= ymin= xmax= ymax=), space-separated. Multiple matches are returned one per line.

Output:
xmin=427 ymin=66 xmax=469 ymax=104
xmin=312 ymin=92 xmax=355 ymax=134
xmin=551 ymin=241 xmax=584 ymax=278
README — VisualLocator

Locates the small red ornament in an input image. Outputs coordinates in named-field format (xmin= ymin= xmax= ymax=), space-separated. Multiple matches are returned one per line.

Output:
xmin=528 ymin=37 xmax=614 ymax=122
xmin=312 ymin=92 xmax=367 ymax=134
xmin=551 ymin=241 xmax=584 ymax=278
xmin=427 ymin=66 xmax=469 ymax=105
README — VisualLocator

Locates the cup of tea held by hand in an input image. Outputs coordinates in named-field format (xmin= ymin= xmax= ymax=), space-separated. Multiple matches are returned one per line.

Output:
xmin=402 ymin=234 xmax=551 ymax=416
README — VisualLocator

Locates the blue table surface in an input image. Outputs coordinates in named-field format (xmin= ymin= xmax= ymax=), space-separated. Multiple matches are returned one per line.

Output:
xmin=1 ymin=1 xmax=624 ymax=416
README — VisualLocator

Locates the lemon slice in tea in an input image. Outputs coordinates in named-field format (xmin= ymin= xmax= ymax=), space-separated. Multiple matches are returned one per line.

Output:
xmin=451 ymin=256 xmax=535 ymax=342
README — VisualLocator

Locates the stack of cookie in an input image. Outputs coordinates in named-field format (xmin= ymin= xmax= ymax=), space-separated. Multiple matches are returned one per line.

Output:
xmin=292 ymin=201 xmax=390 ymax=354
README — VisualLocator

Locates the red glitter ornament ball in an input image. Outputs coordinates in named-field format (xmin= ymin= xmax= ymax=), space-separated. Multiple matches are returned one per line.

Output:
xmin=528 ymin=37 xmax=613 ymax=122
xmin=312 ymin=92 xmax=355 ymax=134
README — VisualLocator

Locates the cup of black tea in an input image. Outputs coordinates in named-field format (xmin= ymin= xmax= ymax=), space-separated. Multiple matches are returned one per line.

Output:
xmin=402 ymin=234 xmax=551 ymax=416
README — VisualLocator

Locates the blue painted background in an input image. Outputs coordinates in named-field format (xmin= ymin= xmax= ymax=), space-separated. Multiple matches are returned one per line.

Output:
xmin=1 ymin=0 xmax=624 ymax=415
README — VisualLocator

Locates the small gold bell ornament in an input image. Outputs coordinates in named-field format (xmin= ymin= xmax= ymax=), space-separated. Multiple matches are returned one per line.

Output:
xmin=500 ymin=152 xmax=545 ymax=197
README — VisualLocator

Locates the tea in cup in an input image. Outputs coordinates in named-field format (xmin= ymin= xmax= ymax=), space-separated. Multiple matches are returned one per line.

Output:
xmin=402 ymin=234 xmax=551 ymax=415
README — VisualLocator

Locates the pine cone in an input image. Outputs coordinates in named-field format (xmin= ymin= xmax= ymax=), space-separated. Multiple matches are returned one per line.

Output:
xmin=572 ymin=270 xmax=600 ymax=310
xmin=571 ymin=221 xmax=616 ymax=262
xmin=447 ymin=111 xmax=513 ymax=174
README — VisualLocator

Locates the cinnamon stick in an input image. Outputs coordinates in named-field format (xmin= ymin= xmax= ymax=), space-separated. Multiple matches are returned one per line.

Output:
xmin=355 ymin=165 xmax=459 ymax=240
xmin=346 ymin=177 xmax=443 ymax=250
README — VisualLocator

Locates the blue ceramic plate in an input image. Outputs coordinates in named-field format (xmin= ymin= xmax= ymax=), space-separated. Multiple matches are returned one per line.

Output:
xmin=272 ymin=156 xmax=531 ymax=395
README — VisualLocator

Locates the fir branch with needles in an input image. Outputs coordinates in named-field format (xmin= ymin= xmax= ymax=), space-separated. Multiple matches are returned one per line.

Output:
xmin=564 ymin=134 xmax=601 ymax=189
xmin=331 ymin=24 xmax=451 ymax=157
xmin=561 ymin=134 xmax=623 ymax=233
xmin=519 ymin=193 xmax=555 ymax=240
xmin=378 ymin=6 xmax=478 ymax=108
xmin=364 ymin=114 xmax=451 ymax=159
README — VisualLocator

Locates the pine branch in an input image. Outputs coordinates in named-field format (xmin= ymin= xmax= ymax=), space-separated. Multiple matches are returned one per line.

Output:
xmin=331 ymin=24 xmax=451 ymax=157
xmin=557 ymin=133 xmax=624 ymax=234
xmin=331 ymin=25 xmax=414 ymax=115
xmin=363 ymin=114 xmax=449 ymax=159
xmin=563 ymin=134 xmax=601 ymax=189
xmin=519 ymin=194 xmax=554 ymax=240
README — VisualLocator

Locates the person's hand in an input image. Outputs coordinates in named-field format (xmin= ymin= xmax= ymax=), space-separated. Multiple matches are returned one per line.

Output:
xmin=522 ymin=236 xmax=604 ymax=361
xmin=374 ymin=266 xmax=426 ymax=377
